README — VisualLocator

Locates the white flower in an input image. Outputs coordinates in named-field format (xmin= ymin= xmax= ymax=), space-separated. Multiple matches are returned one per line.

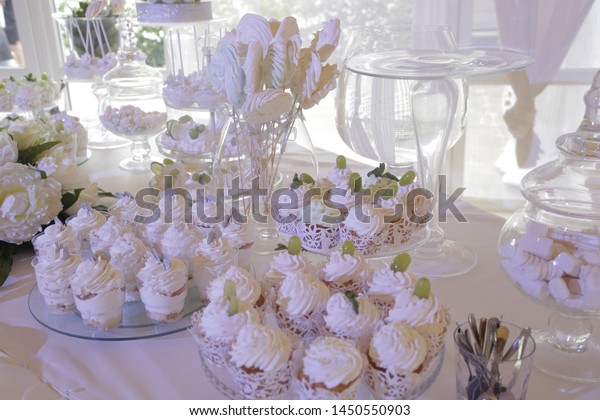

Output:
xmin=310 ymin=19 xmax=342 ymax=62
xmin=85 ymin=0 xmax=107 ymax=18
xmin=6 ymin=118 xmax=43 ymax=150
xmin=0 ymin=130 xmax=18 ymax=166
xmin=63 ymin=182 xmax=101 ymax=216
xmin=36 ymin=143 xmax=82 ymax=190
xmin=0 ymin=163 xmax=62 ymax=244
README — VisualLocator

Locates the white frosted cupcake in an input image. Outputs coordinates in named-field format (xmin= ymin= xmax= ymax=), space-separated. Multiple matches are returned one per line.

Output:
xmin=109 ymin=233 xmax=147 ymax=301
xmin=365 ymin=322 xmax=429 ymax=400
xmin=220 ymin=215 xmax=254 ymax=267
xmin=265 ymin=235 xmax=316 ymax=291
xmin=320 ymin=240 xmax=371 ymax=295
xmin=340 ymin=203 xmax=386 ymax=256
xmin=89 ymin=216 xmax=134 ymax=254
xmin=275 ymin=273 xmax=330 ymax=341
xmin=190 ymin=230 xmax=237 ymax=302
xmin=109 ymin=191 xmax=143 ymax=224
xmin=324 ymin=292 xmax=381 ymax=350
xmin=31 ymin=247 xmax=80 ymax=314
xmin=161 ymin=223 xmax=201 ymax=274
xmin=295 ymin=336 xmax=364 ymax=400
xmin=296 ymin=197 xmax=340 ymax=252
xmin=70 ymin=255 xmax=125 ymax=330
xmin=367 ymin=253 xmax=416 ymax=315
xmin=228 ymin=324 xmax=293 ymax=399
xmin=207 ymin=266 xmax=265 ymax=310
xmin=376 ymin=170 xmax=419 ymax=245
xmin=386 ymin=278 xmax=449 ymax=354
xmin=190 ymin=295 xmax=260 ymax=366
xmin=32 ymin=220 xmax=80 ymax=258
xmin=66 ymin=204 xmax=107 ymax=249
xmin=137 ymin=254 xmax=188 ymax=322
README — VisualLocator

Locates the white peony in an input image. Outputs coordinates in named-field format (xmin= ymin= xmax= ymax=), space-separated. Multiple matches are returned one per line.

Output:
xmin=36 ymin=143 xmax=82 ymax=190
xmin=63 ymin=182 xmax=101 ymax=216
xmin=0 ymin=163 xmax=62 ymax=244
xmin=0 ymin=130 xmax=18 ymax=166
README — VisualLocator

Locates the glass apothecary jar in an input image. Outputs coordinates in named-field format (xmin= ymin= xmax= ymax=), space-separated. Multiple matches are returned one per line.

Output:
xmin=98 ymin=19 xmax=167 ymax=171
xmin=498 ymin=70 xmax=600 ymax=382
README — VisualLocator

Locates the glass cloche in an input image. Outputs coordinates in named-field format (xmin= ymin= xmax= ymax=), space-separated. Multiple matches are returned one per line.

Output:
xmin=98 ymin=18 xmax=166 ymax=171
xmin=498 ymin=70 xmax=600 ymax=382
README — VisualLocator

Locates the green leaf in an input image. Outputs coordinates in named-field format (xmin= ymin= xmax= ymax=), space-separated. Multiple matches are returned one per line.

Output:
xmin=60 ymin=188 xmax=84 ymax=211
xmin=93 ymin=205 xmax=109 ymax=213
xmin=382 ymin=172 xmax=400 ymax=182
xmin=97 ymin=191 xmax=115 ymax=198
xmin=343 ymin=291 xmax=359 ymax=315
xmin=17 ymin=141 xmax=61 ymax=165
xmin=290 ymin=173 xmax=302 ymax=190
xmin=0 ymin=242 xmax=15 ymax=288
xmin=367 ymin=163 xmax=386 ymax=178
xmin=274 ymin=243 xmax=288 ymax=251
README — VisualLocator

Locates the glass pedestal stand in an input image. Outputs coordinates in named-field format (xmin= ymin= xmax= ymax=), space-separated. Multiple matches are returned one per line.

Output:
xmin=345 ymin=47 xmax=532 ymax=277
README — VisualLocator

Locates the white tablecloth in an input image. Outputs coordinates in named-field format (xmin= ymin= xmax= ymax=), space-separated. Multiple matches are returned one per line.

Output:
xmin=1 ymin=146 xmax=599 ymax=400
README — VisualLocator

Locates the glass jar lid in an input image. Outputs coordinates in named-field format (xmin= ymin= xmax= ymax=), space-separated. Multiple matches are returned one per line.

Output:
xmin=521 ymin=70 xmax=600 ymax=221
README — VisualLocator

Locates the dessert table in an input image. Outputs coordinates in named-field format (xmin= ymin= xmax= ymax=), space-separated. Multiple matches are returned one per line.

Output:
xmin=1 ymin=142 xmax=600 ymax=400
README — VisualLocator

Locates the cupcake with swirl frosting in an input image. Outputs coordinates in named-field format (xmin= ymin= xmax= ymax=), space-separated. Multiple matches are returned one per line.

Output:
xmin=70 ymin=254 xmax=125 ymax=330
xmin=89 ymin=216 xmax=134 ymax=254
xmin=190 ymin=295 xmax=260 ymax=366
xmin=275 ymin=273 xmax=330 ymax=341
xmin=31 ymin=246 xmax=81 ymax=314
xmin=296 ymin=196 xmax=341 ymax=252
xmin=340 ymin=203 xmax=386 ymax=256
xmin=265 ymin=235 xmax=316 ymax=292
xmin=228 ymin=323 xmax=293 ymax=399
xmin=365 ymin=322 xmax=429 ymax=399
xmin=367 ymin=253 xmax=416 ymax=315
xmin=295 ymin=336 xmax=364 ymax=400
xmin=320 ymin=240 xmax=371 ymax=295
xmin=66 ymin=203 xmax=106 ymax=249
xmin=32 ymin=220 xmax=80 ymax=258
xmin=109 ymin=192 xmax=142 ymax=225
xmin=109 ymin=233 xmax=147 ymax=301
xmin=137 ymin=253 xmax=188 ymax=322
xmin=207 ymin=266 xmax=265 ymax=310
xmin=324 ymin=292 xmax=381 ymax=350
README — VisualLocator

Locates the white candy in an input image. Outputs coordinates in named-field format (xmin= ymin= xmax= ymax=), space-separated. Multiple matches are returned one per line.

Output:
xmin=520 ymin=280 xmax=550 ymax=300
xmin=522 ymin=260 xmax=563 ymax=282
xmin=508 ymin=251 xmax=544 ymax=269
xmin=582 ymin=270 xmax=600 ymax=308
xmin=518 ymin=233 xmax=554 ymax=260
xmin=554 ymin=252 xmax=581 ymax=277
xmin=582 ymin=251 xmax=600 ymax=266
xmin=548 ymin=277 xmax=571 ymax=301
xmin=499 ymin=243 xmax=517 ymax=258
xmin=526 ymin=220 xmax=549 ymax=237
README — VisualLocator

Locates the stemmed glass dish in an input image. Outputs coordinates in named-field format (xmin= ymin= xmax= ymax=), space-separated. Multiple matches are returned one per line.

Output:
xmin=340 ymin=25 xmax=531 ymax=276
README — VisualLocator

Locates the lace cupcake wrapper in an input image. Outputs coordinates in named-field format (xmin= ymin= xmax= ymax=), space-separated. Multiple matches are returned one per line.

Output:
xmin=227 ymin=362 xmax=292 ymax=400
xmin=339 ymin=225 xmax=385 ymax=256
xmin=296 ymin=223 xmax=340 ymax=252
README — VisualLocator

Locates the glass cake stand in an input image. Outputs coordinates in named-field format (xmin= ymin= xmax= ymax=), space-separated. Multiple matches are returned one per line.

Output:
xmin=29 ymin=284 xmax=203 ymax=341
xmin=341 ymin=26 xmax=532 ymax=277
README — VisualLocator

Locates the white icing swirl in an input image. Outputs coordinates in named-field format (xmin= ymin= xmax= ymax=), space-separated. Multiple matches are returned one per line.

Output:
xmin=161 ymin=223 xmax=201 ymax=261
xmin=199 ymin=296 xmax=260 ymax=340
xmin=137 ymin=254 xmax=187 ymax=295
xmin=386 ymin=288 xmax=445 ymax=333
xmin=267 ymin=251 xmax=315 ymax=280
xmin=326 ymin=166 xmax=353 ymax=188
xmin=302 ymin=336 xmax=363 ymax=388
xmin=109 ymin=233 xmax=146 ymax=271
xmin=33 ymin=223 xmax=79 ymax=256
xmin=33 ymin=248 xmax=80 ymax=296
xmin=322 ymin=250 xmax=371 ymax=286
xmin=230 ymin=324 xmax=292 ymax=372
xmin=276 ymin=273 xmax=330 ymax=317
xmin=195 ymin=235 xmax=236 ymax=275
xmin=109 ymin=193 xmax=141 ymax=223
xmin=368 ymin=268 xmax=415 ymax=297
xmin=67 ymin=206 xmax=106 ymax=239
xmin=207 ymin=266 xmax=261 ymax=305
xmin=343 ymin=204 xmax=385 ymax=236
xmin=324 ymin=293 xmax=380 ymax=336
xmin=369 ymin=322 xmax=427 ymax=374
xmin=89 ymin=217 xmax=133 ymax=254
xmin=71 ymin=256 xmax=125 ymax=296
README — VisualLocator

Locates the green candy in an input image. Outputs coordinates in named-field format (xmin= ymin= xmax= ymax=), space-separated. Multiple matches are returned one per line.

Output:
xmin=223 ymin=279 xmax=237 ymax=298
xmin=348 ymin=172 xmax=362 ymax=192
xmin=399 ymin=170 xmax=416 ymax=186
xmin=189 ymin=128 xmax=200 ymax=139
xmin=299 ymin=173 xmax=314 ymax=184
xmin=414 ymin=277 xmax=431 ymax=299
xmin=178 ymin=115 xmax=193 ymax=123
xmin=150 ymin=161 xmax=164 ymax=175
xmin=163 ymin=158 xmax=174 ymax=166
xmin=343 ymin=290 xmax=359 ymax=315
xmin=227 ymin=295 xmax=239 ymax=316
xmin=341 ymin=240 xmax=355 ymax=256
xmin=198 ymin=173 xmax=211 ymax=185
xmin=390 ymin=253 xmax=411 ymax=273
xmin=288 ymin=235 xmax=302 ymax=255
xmin=336 ymin=155 xmax=347 ymax=169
